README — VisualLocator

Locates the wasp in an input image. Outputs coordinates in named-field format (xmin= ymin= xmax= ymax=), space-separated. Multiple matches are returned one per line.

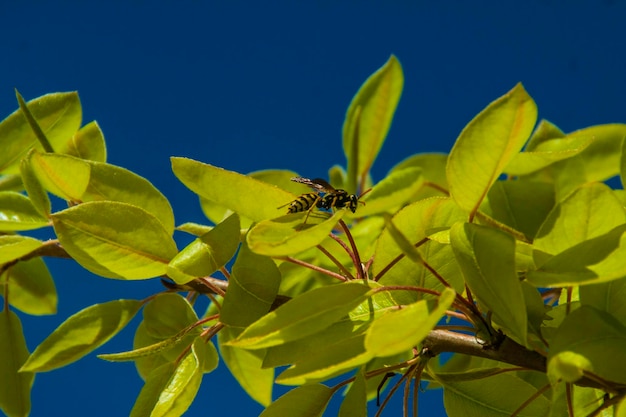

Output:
xmin=280 ymin=177 xmax=365 ymax=223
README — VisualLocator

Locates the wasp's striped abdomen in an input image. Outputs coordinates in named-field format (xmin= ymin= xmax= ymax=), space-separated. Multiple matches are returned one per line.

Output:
xmin=286 ymin=192 xmax=320 ymax=213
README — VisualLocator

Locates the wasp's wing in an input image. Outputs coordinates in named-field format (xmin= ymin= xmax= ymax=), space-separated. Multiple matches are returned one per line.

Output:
xmin=290 ymin=177 xmax=336 ymax=193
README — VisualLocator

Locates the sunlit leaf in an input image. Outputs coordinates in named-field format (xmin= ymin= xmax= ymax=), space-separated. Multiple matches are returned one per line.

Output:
xmin=528 ymin=224 xmax=626 ymax=287
xmin=171 ymin=157 xmax=294 ymax=222
xmin=390 ymin=153 xmax=449 ymax=200
xmin=447 ymin=83 xmax=537 ymax=220
xmin=353 ymin=166 xmax=422 ymax=216
xmin=130 ymin=362 xmax=176 ymax=417
xmin=549 ymin=306 xmax=626 ymax=384
xmin=62 ymin=120 xmax=107 ymax=162
xmin=450 ymin=222 xmax=527 ymax=345
xmin=580 ymin=276 xmax=626 ymax=326
xmin=365 ymin=287 xmax=455 ymax=357
xmin=534 ymin=182 xmax=625 ymax=257
xmin=30 ymin=152 xmax=175 ymax=232
xmin=504 ymin=135 xmax=592 ymax=176
xmin=276 ymin=334 xmax=373 ymax=385
xmin=220 ymin=242 xmax=281 ymax=328
xmin=29 ymin=151 xmax=91 ymax=201
xmin=0 ymin=192 xmax=49 ymax=231
xmin=218 ymin=327 xmax=274 ymax=407
xmin=0 ymin=235 xmax=42 ymax=264
xmin=440 ymin=372 xmax=550 ymax=417
xmin=52 ymin=201 xmax=177 ymax=279
xmin=343 ymin=55 xmax=404 ymax=191
xmin=20 ymin=299 xmax=142 ymax=373
xmin=247 ymin=211 xmax=345 ymax=257
xmin=167 ymin=213 xmax=240 ymax=284
xmin=20 ymin=153 xmax=50 ymax=217
xmin=229 ymin=282 xmax=372 ymax=349
xmin=372 ymin=197 xmax=467 ymax=303
xmin=338 ymin=369 xmax=367 ymax=417
xmin=143 ymin=293 xmax=199 ymax=339
xmin=150 ymin=337 xmax=206 ymax=417
xmin=0 ymin=92 xmax=81 ymax=174
xmin=0 ymin=310 xmax=34 ymax=417
xmin=259 ymin=384 xmax=333 ymax=417
xmin=480 ymin=180 xmax=554 ymax=240
xmin=3 ymin=258 xmax=57 ymax=316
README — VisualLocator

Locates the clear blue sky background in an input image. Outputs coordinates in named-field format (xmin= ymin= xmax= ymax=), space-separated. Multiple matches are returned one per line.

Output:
xmin=2 ymin=1 xmax=625 ymax=416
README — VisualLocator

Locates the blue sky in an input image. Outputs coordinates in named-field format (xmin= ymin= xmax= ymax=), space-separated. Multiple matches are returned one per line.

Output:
xmin=2 ymin=1 xmax=625 ymax=416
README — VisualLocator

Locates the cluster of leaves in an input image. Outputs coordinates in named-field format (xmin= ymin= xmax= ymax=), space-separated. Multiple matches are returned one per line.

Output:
xmin=2 ymin=55 xmax=626 ymax=417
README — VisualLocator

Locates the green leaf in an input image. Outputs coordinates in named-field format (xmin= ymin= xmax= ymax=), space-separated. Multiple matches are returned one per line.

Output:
xmin=338 ymin=370 xmax=367 ymax=417
xmin=143 ymin=293 xmax=199 ymax=339
xmin=0 ymin=310 xmax=34 ymax=417
xmin=504 ymin=135 xmax=592 ymax=176
xmin=343 ymin=55 xmax=404 ymax=191
xmin=229 ymin=282 xmax=372 ymax=349
xmin=150 ymin=337 xmax=206 ymax=417
xmin=0 ymin=235 xmax=42 ymax=264
xmin=167 ymin=213 xmax=240 ymax=284
xmin=62 ymin=120 xmax=107 ymax=162
xmin=365 ymin=287 xmax=455 ymax=357
xmin=20 ymin=299 xmax=142 ymax=373
xmin=353 ymin=166 xmax=423 ymax=216
xmin=130 ymin=362 xmax=176 ymax=417
xmin=30 ymin=152 xmax=175 ymax=233
xmin=276 ymin=334 xmax=373 ymax=385
xmin=450 ymin=222 xmax=528 ymax=345
xmin=132 ymin=322 xmax=171 ymax=381
xmin=0 ymin=192 xmax=49 ymax=231
xmin=567 ymin=124 xmax=626 ymax=182
xmin=549 ymin=306 xmax=626 ymax=384
xmin=580 ymin=276 xmax=626 ymax=326
xmin=20 ymin=152 xmax=51 ymax=217
xmin=0 ymin=92 xmax=82 ymax=174
xmin=390 ymin=153 xmax=449 ymax=200
xmin=480 ymin=180 xmax=555 ymax=240
xmin=534 ymin=182 xmax=625 ymax=257
xmin=247 ymin=210 xmax=346 ymax=257
xmin=259 ymin=384 xmax=333 ymax=417
xmin=372 ymin=197 xmax=467 ymax=302
xmin=447 ymin=83 xmax=537 ymax=220
xmin=220 ymin=242 xmax=281 ymax=328
xmin=527 ymin=224 xmax=626 ymax=287
xmin=3 ymin=258 xmax=57 ymax=316
xmin=440 ymin=372 xmax=550 ymax=417
xmin=171 ymin=157 xmax=294 ymax=222
xmin=52 ymin=201 xmax=177 ymax=279
xmin=29 ymin=150 xmax=91 ymax=201
xmin=218 ymin=327 xmax=274 ymax=407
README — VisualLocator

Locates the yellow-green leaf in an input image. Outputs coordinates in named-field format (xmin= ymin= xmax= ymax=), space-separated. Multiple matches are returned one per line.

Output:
xmin=167 ymin=213 xmax=240 ymax=284
xmin=171 ymin=157 xmax=294 ymax=222
xmin=3 ymin=258 xmax=57 ymax=316
xmin=0 ymin=192 xmax=49 ymax=231
xmin=365 ymin=287 xmax=455 ymax=357
xmin=20 ymin=299 xmax=142 ymax=373
xmin=247 ymin=210 xmax=345 ymax=257
xmin=447 ymin=83 xmax=537 ymax=220
xmin=0 ymin=310 xmax=34 ymax=417
xmin=220 ymin=242 xmax=281 ymax=328
xmin=343 ymin=55 xmax=404 ymax=191
xmin=259 ymin=384 xmax=333 ymax=417
xmin=229 ymin=282 xmax=372 ymax=349
xmin=52 ymin=201 xmax=177 ymax=279
xmin=218 ymin=327 xmax=274 ymax=407
xmin=0 ymin=92 xmax=82 ymax=174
